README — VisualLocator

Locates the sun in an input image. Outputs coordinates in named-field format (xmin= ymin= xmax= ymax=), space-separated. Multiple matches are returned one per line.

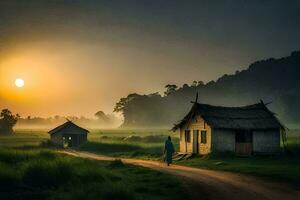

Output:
xmin=15 ymin=78 xmax=25 ymax=88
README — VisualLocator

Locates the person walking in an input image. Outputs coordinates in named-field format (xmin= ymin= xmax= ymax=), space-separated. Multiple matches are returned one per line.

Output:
xmin=164 ymin=136 xmax=174 ymax=166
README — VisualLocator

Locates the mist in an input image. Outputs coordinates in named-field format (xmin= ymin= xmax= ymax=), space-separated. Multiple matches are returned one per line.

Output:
xmin=15 ymin=112 xmax=122 ymax=130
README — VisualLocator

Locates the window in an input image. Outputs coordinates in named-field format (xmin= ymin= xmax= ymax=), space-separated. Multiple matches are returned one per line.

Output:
xmin=201 ymin=130 xmax=207 ymax=144
xmin=185 ymin=130 xmax=191 ymax=143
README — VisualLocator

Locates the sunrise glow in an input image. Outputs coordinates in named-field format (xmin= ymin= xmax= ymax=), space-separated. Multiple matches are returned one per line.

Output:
xmin=15 ymin=78 xmax=25 ymax=88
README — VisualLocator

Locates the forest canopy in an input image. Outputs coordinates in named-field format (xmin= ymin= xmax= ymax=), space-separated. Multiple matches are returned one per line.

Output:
xmin=114 ymin=51 xmax=300 ymax=128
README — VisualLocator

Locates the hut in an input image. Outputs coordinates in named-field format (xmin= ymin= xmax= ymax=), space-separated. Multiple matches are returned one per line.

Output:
xmin=48 ymin=120 xmax=89 ymax=148
xmin=172 ymin=96 xmax=285 ymax=156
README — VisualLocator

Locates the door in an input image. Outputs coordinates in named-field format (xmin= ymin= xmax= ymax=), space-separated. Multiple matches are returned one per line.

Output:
xmin=184 ymin=130 xmax=191 ymax=152
xmin=193 ymin=130 xmax=199 ymax=153
xmin=63 ymin=137 xmax=68 ymax=148
xmin=235 ymin=130 xmax=253 ymax=156
xmin=68 ymin=136 xmax=72 ymax=147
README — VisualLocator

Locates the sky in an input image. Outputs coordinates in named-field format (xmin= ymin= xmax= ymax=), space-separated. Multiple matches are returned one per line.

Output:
xmin=0 ymin=0 xmax=300 ymax=117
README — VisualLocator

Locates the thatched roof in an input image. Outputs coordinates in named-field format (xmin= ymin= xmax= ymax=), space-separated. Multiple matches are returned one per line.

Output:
xmin=172 ymin=101 xmax=285 ymax=131
xmin=48 ymin=120 xmax=89 ymax=135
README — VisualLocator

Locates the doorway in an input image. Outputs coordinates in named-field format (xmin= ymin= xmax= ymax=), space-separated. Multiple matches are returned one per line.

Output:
xmin=193 ymin=130 xmax=199 ymax=153
xmin=235 ymin=130 xmax=253 ymax=156
xmin=63 ymin=137 xmax=68 ymax=148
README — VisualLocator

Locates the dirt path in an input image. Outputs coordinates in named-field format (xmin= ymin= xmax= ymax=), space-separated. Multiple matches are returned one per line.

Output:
xmin=61 ymin=150 xmax=300 ymax=200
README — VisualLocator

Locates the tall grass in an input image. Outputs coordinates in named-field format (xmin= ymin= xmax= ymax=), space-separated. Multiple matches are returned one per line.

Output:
xmin=0 ymin=149 xmax=186 ymax=200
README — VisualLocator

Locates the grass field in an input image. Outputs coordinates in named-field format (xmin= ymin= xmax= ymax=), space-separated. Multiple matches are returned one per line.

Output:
xmin=0 ymin=130 xmax=48 ymax=148
xmin=81 ymin=129 xmax=177 ymax=159
xmin=1 ymin=128 xmax=300 ymax=185
xmin=0 ymin=149 xmax=187 ymax=200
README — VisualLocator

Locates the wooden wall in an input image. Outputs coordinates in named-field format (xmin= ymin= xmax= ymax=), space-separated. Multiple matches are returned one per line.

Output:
xmin=50 ymin=134 xmax=63 ymax=146
xmin=211 ymin=129 xmax=235 ymax=152
xmin=253 ymin=129 xmax=280 ymax=154
xmin=179 ymin=118 xmax=280 ymax=155
xmin=179 ymin=115 xmax=212 ymax=154
xmin=50 ymin=131 xmax=87 ymax=147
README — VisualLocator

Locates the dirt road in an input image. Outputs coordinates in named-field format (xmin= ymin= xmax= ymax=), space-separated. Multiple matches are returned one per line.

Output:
xmin=61 ymin=150 xmax=300 ymax=200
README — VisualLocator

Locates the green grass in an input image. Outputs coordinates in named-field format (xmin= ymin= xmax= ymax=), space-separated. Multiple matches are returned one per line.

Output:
xmin=81 ymin=129 xmax=177 ymax=159
xmin=0 ymin=149 xmax=187 ymax=200
xmin=285 ymin=129 xmax=300 ymax=154
xmin=1 ymin=128 xmax=300 ymax=185
xmin=175 ymin=154 xmax=300 ymax=185
xmin=0 ymin=130 xmax=48 ymax=148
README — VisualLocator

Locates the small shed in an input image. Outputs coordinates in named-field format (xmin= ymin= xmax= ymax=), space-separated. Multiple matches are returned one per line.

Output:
xmin=48 ymin=120 xmax=89 ymax=148
xmin=172 ymin=97 xmax=286 ymax=156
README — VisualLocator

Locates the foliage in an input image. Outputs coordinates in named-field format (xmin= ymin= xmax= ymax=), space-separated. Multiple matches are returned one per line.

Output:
xmin=114 ymin=51 xmax=300 ymax=127
xmin=0 ymin=109 xmax=19 ymax=135
xmin=164 ymin=84 xmax=178 ymax=96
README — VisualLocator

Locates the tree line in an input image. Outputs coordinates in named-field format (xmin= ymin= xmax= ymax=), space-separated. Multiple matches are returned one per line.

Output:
xmin=0 ymin=109 xmax=120 ymax=134
xmin=114 ymin=51 xmax=300 ymax=128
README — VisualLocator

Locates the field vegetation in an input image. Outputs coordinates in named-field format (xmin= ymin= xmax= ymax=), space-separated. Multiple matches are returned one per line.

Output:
xmin=0 ymin=149 xmax=186 ymax=200
xmin=1 ymin=128 xmax=300 ymax=186
xmin=81 ymin=129 xmax=177 ymax=159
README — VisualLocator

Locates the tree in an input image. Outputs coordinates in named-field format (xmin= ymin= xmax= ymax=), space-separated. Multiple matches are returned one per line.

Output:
xmin=0 ymin=109 xmax=19 ymax=135
xmin=94 ymin=110 xmax=111 ymax=123
xmin=197 ymin=81 xmax=204 ymax=86
xmin=114 ymin=93 xmax=141 ymax=113
xmin=191 ymin=81 xmax=198 ymax=87
xmin=164 ymin=84 xmax=178 ymax=96
xmin=182 ymin=83 xmax=189 ymax=89
xmin=95 ymin=111 xmax=106 ymax=119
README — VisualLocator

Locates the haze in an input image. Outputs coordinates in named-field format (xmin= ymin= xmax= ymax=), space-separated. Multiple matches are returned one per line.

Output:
xmin=0 ymin=0 xmax=300 ymax=118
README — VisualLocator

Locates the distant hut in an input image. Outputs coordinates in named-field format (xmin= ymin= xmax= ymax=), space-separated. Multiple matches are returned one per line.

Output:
xmin=48 ymin=120 xmax=89 ymax=148
xmin=172 ymin=95 xmax=286 ymax=156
